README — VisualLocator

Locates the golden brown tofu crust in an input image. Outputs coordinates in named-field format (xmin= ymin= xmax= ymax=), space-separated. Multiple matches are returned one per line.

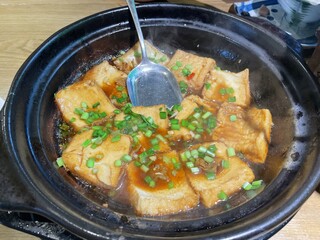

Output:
xmin=62 ymin=130 xmax=131 ymax=188
xmin=184 ymin=142 xmax=255 ymax=208
xmin=55 ymin=80 xmax=116 ymax=131
xmin=113 ymin=41 xmax=170 ymax=74
xmin=212 ymin=103 xmax=272 ymax=164
xmin=81 ymin=61 xmax=128 ymax=108
xmin=166 ymin=49 xmax=216 ymax=91
xmin=202 ymin=69 xmax=251 ymax=107
xmin=127 ymin=151 xmax=199 ymax=216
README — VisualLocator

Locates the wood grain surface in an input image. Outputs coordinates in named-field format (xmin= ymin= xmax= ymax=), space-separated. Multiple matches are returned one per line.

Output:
xmin=0 ymin=1 xmax=319 ymax=239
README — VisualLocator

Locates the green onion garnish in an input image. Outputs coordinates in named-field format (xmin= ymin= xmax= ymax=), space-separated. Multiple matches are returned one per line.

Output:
xmin=228 ymin=96 xmax=237 ymax=102
xmin=205 ymin=171 xmax=216 ymax=180
xmin=230 ymin=115 xmax=237 ymax=122
xmin=92 ymin=102 xmax=100 ymax=108
xmin=222 ymin=159 xmax=230 ymax=169
xmin=56 ymin=157 xmax=65 ymax=168
xmin=114 ymin=159 xmax=122 ymax=167
xmin=168 ymin=181 xmax=174 ymax=189
xmin=218 ymin=190 xmax=228 ymax=201
xmin=159 ymin=111 xmax=167 ymax=119
xmin=227 ymin=147 xmax=236 ymax=157
xmin=86 ymin=157 xmax=95 ymax=168
xmin=82 ymin=139 xmax=91 ymax=148
xmin=111 ymin=134 xmax=121 ymax=142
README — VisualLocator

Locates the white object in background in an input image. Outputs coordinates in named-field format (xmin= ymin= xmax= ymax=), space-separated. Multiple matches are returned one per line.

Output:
xmin=278 ymin=0 xmax=320 ymax=23
xmin=0 ymin=98 xmax=4 ymax=110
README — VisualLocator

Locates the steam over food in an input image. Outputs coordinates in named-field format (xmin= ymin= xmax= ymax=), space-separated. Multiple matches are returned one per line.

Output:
xmin=55 ymin=41 xmax=272 ymax=216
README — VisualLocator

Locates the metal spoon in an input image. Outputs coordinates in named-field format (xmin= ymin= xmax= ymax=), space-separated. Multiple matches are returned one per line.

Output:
xmin=126 ymin=0 xmax=182 ymax=107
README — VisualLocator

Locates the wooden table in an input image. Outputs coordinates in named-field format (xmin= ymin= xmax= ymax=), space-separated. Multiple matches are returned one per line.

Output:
xmin=0 ymin=1 xmax=319 ymax=239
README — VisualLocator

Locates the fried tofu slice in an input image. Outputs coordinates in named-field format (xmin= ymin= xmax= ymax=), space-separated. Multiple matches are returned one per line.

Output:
xmin=113 ymin=41 xmax=170 ymax=74
xmin=166 ymin=49 xmax=216 ymax=91
xmin=202 ymin=68 xmax=250 ymax=107
xmin=81 ymin=61 xmax=129 ymax=108
xmin=182 ymin=142 xmax=255 ymax=208
xmin=169 ymin=95 xmax=219 ymax=141
xmin=55 ymin=80 xmax=116 ymax=131
xmin=127 ymin=151 xmax=199 ymax=216
xmin=115 ymin=104 xmax=169 ymax=133
xmin=114 ymin=104 xmax=171 ymax=152
xmin=212 ymin=103 xmax=272 ymax=164
xmin=62 ymin=130 xmax=132 ymax=188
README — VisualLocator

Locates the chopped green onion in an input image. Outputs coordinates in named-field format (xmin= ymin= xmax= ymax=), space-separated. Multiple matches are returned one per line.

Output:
xmin=150 ymin=138 xmax=159 ymax=145
xmin=230 ymin=115 xmax=237 ymax=122
xmin=81 ymin=102 xmax=88 ymax=109
xmin=149 ymin=180 xmax=156 ymax=188
xmin=193 ymin=112 xmax=201 ymax=119
xmin=190 ymin=167 xmax=200 ymax=174
xmin=242 ymin=182 xmax=252 ymax=191
xmin=184 ymin=151 xmax=191 ymax=159
xmin=134 ymin=161 xmax=142 ymax=167
xmin=228 ymin=96 xmax=237 ymax=102
xmin=251 ymin=180 xmax=263 ymax=189
xmin=70 ymin=117 xmax=76 ymax=123
xmin=186 ymin=161 xmax=194 ymax=168
xmin=140 ymin=165 xmax=149 ymax=172
xmin=134 ymin=51 xmax=142 ymax=58
xmin=208 ymin=144 xmax=217 ymax=152
xmin=204 ymin=156 xmax=214 ymax=163
xmin=82 ymin=139 xmax=91 ymax=148
xmin=191 ymin=149 xmax=199 ymax=158
xmin=226 ymin=87 xmax=234 ymax=94
xmin=171 ymin=124 xmax=180 ymax=130
xmin=160 ymin=56 xmax=167 ymax=62
xmin=187 ymin=123 xmax=196 ymax=131
xmin=121 ymin=154 xmax=132 ymax=162
xmin=92 ymin=102 xmax=100 ymax=108
xmin=144 ymin=129 xmax=153 ymax=137
xmin=227 ymin=147 xmax=236 ymax=157
xmin=198 ymin=146 xmax=207 ymax=153
xmin=180 ymin=152 xmax=187 ymax=161
xmin=171 ymin=65 xmax=179 ymax=71
xmin=81 ymin=112 xmax=89 ymax=120
xmin=219 ymin=88 xmax=227 ymax=95
xmin=114 ymin=109 xmax=121 ymax=114
xmin=156 ymin=134 xmax=167 ymax=143
xmin=144 ymin=176 xmax=153 ymax=184
xmin=56 ymin=157 xmax=65 ymax=168
xmin=206 ymin=150 xmax=215 ymax=158
xmin=86 ymin=157 xmax=95 ymax=168
xmin=116 ymin=85 xmax=124 ymax=91
xmin=176 ymin=61 xmax=183 ymax=67
xmin=159 ymin=111 xmax=167 ymax=119
xmin=202 ymin=111 xmax=212 ymax=119
xmin=168 ymin=181 xmax=174 ymax=189
xmin=114 ymin=159 xmax=122 ymax=167
xmin=222 ymin=159 xmax=230 ymax=169
xmin=111 ymin=134 xmax=121 ymax=142
xmin=205 ymin=82 xmax=211 ymax=90
xmin=205 ymin=171 xmax=216 ymax=180
xmin=181 ymin=119 xmax=189 ymax=127
xmin=217 ymin=190 xmax=228 ymax=201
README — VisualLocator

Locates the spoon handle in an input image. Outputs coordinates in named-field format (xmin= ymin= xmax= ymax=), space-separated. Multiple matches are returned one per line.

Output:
xmin=126 ymin=0 xmax=148 ymax=60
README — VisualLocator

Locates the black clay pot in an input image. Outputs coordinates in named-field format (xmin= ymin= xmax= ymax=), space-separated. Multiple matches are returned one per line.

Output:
xmin=0 ymin=3 xmax=320 ymax=239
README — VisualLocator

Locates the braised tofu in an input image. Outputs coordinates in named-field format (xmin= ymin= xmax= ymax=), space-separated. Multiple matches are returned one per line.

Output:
xmin=81 ymin=61 xmax=129 ymax=107
xmin=166 ymin=49 xmax=216 ymax=91
xmin=202 ymin=68 xmax=250 ymax=107
xmin=181 ymin=142 xmax=255 ymax=208
xmin=127 ymin=150 xmax=199 ymax=216
xmin=169 ymin=95 xmax=219 ymax=141
xmin=113 ymin=41 xmax=170 ymax=74
xmin=212 ymin=103 xmax=272 ymax=164
xmin=62 ymin=130 xmax=132 ymax=187
xmin=55 ymin=80 xmax=116 ymax=131
xmin=125 ymin=104 xmax=169 ymax=132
